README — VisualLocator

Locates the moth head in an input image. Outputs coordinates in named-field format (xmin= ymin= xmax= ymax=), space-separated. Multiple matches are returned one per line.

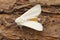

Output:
xmin=15 ymin=17 xmax=25 ymax=25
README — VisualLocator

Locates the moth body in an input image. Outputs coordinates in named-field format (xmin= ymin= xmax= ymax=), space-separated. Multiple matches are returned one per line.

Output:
xmin=15 ymin=4 xmax=43 ymax=31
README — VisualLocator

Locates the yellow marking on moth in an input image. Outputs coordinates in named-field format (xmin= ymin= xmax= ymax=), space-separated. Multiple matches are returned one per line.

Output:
xmin=29 ymin=18 xmax=38 ymax=22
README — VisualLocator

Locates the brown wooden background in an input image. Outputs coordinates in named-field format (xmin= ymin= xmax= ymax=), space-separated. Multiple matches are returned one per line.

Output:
xmin=0 ymin=0 xmax=60 ymax=40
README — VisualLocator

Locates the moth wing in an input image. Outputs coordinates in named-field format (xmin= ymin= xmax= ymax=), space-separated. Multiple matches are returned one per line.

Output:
xmin=17 ymin=4 xmax=41 ymax=20
xmin=21 ymin=21 xmax=43 ymax=31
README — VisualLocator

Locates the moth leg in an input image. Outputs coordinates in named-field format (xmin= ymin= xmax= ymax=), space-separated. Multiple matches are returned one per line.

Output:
xmin=20 ymin=25 xmax=23 ymax=30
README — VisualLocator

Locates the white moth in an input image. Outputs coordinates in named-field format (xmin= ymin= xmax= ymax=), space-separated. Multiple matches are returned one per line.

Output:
xmin=15 ymin=4 xmax=43 ymax=31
